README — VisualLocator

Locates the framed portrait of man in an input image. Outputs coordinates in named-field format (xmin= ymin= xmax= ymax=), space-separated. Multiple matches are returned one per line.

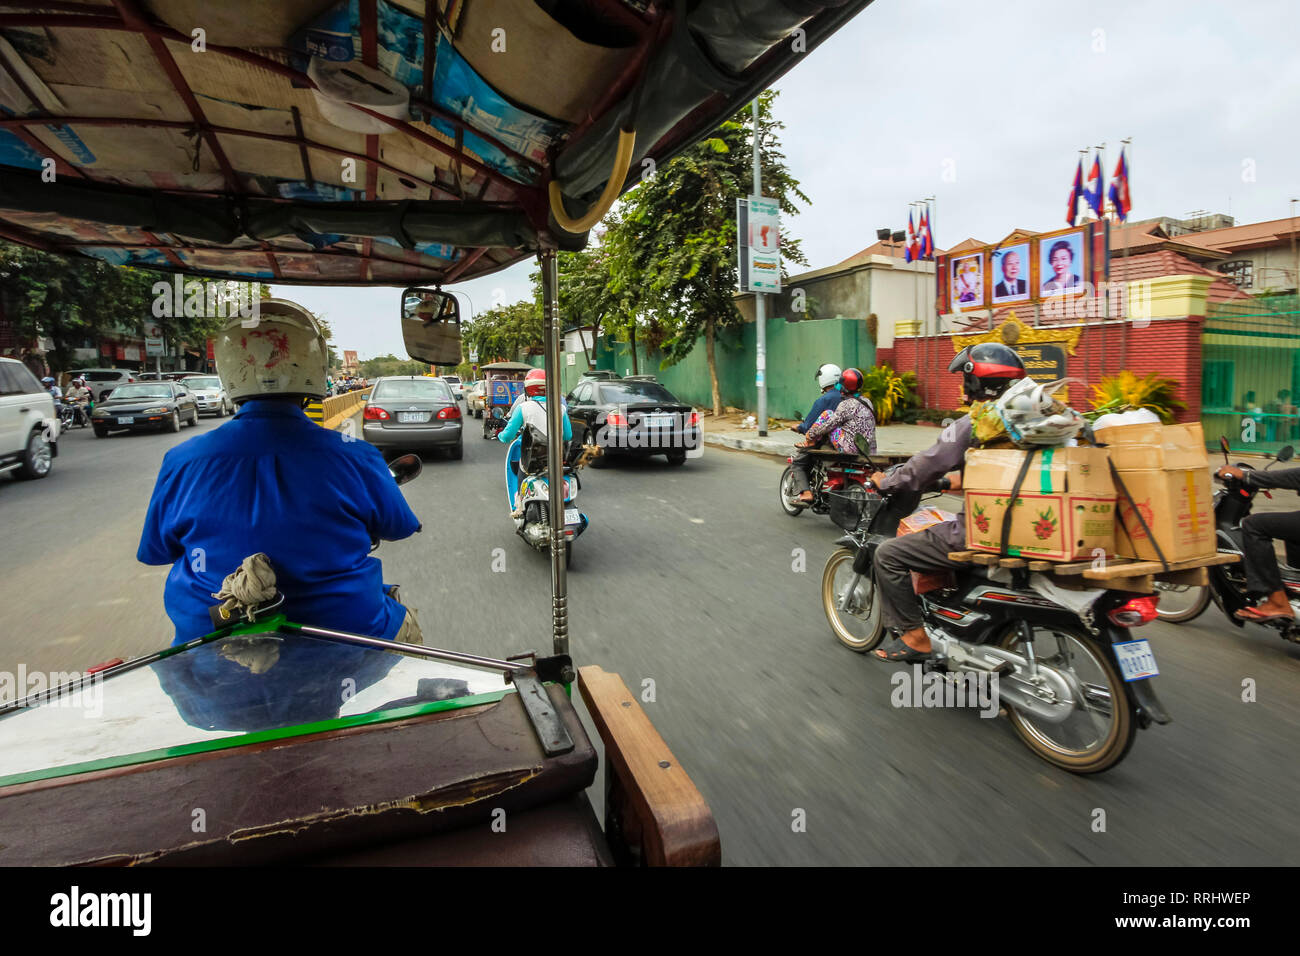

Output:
xmin=990 ymin=243 xmax=1031 ymax=304
xmin=1038 ymin=228 xmax=1087 ymax=296
xmin=950 ymin=253 xmax=985 ymax=311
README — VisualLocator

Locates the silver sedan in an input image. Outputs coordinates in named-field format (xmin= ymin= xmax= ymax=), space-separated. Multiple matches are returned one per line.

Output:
xmin=362 ymin=376 xmax=463 ymax=460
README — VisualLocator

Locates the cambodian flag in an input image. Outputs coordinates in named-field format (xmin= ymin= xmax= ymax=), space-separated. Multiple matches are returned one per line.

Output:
xmin=1065 ymin=159 xmax=1083 ymax=226
xmin=905 ymin=208 xmax=916 ymax=262
xmin=1108 ymin=149 xmax=1132 ymax=221
xmin=1084 ymin=153 xmax=1104 ymax=218
xmin=919 ymin=208 xmax=932 ymax=259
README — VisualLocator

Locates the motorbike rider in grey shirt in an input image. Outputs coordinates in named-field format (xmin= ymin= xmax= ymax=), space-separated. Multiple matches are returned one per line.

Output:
xmin=868 ymin=344 xmax=1027 ymax=663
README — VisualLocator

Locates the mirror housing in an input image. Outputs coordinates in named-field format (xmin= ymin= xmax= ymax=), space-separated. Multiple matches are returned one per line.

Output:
xmin=1219 ymin=436 xmax=1231 ymax=455
xmin=388 ymin=453 xmax=423 ymax=486
xmin=1278 ymin=445 xmax=1295 ymax=463
xmin=401 ymin=288 xmax=462 ymax=366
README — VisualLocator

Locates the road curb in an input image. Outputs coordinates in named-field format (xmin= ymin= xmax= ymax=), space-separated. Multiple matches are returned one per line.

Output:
xmin=701 ymin=431 xmax=791 ymax=459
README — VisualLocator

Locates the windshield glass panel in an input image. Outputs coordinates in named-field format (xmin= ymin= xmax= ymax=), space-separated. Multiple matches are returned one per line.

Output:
xmin=109 ymin=385 xmax=172 ymax=400
xmin=0 ymin=630 xmax=506 ymax=784
xmin=597 ymin=383 xmax=678 ymax=404
xmin=185 ymin=377 xmax=221 ymax=389
xmin=373 ymin=379 xmax=451 ymax=401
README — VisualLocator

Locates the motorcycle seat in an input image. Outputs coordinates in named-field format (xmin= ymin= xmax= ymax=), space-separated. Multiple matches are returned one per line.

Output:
xmin=803 ymin=447 xmax=867 ymax=460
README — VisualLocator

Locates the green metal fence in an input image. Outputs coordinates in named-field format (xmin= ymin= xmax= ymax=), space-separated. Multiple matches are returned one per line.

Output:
xmin=1203 ymin=293 xmax=1300 ymax=455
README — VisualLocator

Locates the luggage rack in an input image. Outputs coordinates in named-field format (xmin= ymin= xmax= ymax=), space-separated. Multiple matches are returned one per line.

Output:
xmin=946 ymin=551 xmax=1240 ymax=593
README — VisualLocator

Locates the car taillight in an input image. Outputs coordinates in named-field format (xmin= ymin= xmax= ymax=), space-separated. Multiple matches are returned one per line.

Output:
xmin=1108 ymin=595 xmax=1159 ymax=627
xmin=127 ymin=376 xmax=135 ymax=383
xmin=688 ymin=411 xmax=699 ymax=426
xmin=437 ymin=405 xmax=461 ymax=420
xmin=606 ymin=412 xmax=628 ymax=427
xmin=364 ymin=406 xmax=390 ymax=421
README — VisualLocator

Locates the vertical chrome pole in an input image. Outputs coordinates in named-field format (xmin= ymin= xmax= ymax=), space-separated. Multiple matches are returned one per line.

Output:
xmin=540 ymin=247 xmax=568 ymax=657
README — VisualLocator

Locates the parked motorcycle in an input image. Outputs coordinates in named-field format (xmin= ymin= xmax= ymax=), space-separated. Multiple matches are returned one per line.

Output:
xmin=779 ymin=447 xmax=872 ymax=518
xmin=506 ymin=428 xmax=592 ymax=569
xmin=820 ymin=472 xmax=1169 ymax=774
xmin=1154 ymin=439 xmax=1299 ymax=641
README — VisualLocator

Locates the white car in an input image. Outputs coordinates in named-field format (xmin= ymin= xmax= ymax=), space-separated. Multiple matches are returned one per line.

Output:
xmin=77 ymin=368 xmax=137 ymax=402
xmin=0 ymin=357 xmax=58 ymax=480
xmin=180 ymin=374 xmax=234 ymax=416
xmin=441 ymin=375 xmax=465 ymax=402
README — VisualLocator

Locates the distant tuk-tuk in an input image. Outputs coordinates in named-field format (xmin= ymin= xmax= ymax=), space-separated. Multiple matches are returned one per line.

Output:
xmin=479 ymin=361 xmax=533 ymax=440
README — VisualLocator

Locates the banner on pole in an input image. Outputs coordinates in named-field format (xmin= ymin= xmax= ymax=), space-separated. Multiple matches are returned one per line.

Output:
xmin=737 ymin=196 xmax=781 ymax=293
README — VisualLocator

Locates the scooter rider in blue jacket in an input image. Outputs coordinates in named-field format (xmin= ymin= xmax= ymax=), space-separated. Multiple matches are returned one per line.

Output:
xmin=499 ymin=368 xmax=572 ymax=516
xmin=788 ymin=362 xmax=844 ymax=505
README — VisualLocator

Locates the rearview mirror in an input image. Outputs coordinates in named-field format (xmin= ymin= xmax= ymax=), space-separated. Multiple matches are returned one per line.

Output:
xmin=1278 ymin=445 xmax=1295 ymax=463
xmin=401 ymin=288 xmax=462 ymax=365
xmin=1219 ymin=436 xmax=1231 ymax=455
xmin=388 ymin=453 xmax=423 ymax=485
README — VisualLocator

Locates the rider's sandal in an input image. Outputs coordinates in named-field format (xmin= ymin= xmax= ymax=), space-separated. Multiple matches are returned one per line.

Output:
xmin=872 ymin=637 xmax=932 ymax=663
xmin=1234 ymin=606 xmax=1295 ymax=622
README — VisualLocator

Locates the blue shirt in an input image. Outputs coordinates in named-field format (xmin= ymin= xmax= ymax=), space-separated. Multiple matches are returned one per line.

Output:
xmin=796 ymin=388 xmax=844 ymax=433
xmin=498 ymin=395 xmax=572 ymax=443
xmin=137 ymin=400 xmax=421 ymax=645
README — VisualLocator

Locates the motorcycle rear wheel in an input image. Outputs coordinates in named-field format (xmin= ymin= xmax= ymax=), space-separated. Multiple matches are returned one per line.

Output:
xmin=1153 ymin=582 xmax=1210 ymax=623
xmin=821 ymin=547 xmax=884 ymax=651
xmin=997 ymin=623 xmax=1137 ymax=774
xmin=779 ymin=466 xmax=805 ymax=516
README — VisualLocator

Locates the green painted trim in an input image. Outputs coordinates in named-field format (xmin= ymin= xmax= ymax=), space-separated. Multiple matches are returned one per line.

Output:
xmin=0 ymin=687 xmax=514 ymax=788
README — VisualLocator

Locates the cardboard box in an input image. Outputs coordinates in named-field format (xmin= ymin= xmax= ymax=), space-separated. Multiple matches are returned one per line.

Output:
xmin=1094 ymin=421 xmax=1215 ymax=563
xmin=964 ymin=446 xmax=1116 ymax=561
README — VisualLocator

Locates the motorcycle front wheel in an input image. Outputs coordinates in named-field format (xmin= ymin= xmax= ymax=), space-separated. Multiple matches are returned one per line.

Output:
xmin=997 ymin=623 xmax=1137 ymax=774
xmin=821 ymin=547 xmax=884 ymax=651
xmin=1153 ymin=581 xmax=1210 ymax=623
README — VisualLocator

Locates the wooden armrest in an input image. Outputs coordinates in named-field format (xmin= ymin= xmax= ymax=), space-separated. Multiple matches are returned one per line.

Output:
xmin=578 ymin=665 xmax=720 ymax=866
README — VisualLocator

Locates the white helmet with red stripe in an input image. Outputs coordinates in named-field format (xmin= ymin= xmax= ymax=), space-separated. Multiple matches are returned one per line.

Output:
xmin=214 ymin=299 xmax=328 ymax=403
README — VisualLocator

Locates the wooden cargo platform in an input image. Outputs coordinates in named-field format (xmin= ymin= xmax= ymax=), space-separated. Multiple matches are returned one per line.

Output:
xmin=946 ymin=551 xmax=1239 ymax=594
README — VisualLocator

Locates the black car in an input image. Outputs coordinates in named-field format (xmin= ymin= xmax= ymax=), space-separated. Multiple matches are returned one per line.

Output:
xmin=566 ymin=379 xmax=700 ymax=466
xmin=92 ymin=381 xmax=200 ymax=437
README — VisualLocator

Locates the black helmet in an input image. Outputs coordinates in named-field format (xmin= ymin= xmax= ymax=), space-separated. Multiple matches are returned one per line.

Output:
xmin=948 ymin=343 xmax=1026 ymax=401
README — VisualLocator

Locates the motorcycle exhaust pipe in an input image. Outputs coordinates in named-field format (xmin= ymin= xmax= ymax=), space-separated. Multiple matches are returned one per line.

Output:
xmin=927 ymin=627 xmax=1076 ymax=724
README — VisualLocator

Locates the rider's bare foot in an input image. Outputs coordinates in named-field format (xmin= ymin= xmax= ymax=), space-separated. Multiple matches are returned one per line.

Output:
xmin=1238 ymin=590 xmax=1295 ymax=620
xmin=797 ymin=491 xmax=813 ymax=504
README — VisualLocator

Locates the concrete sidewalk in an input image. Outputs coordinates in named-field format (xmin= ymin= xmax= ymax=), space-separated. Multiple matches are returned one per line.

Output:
xmin=703 ymin=422 xmax=948 ymax=459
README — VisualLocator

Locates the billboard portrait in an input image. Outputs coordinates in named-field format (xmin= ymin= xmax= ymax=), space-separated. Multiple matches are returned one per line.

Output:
xmin=990 ymin=243 xmax=1031 ymax=304
xmin=950 ymin=253 xmax=985 ymax=311
xmin=1039 ymin=228 xmax=1086 ymax=296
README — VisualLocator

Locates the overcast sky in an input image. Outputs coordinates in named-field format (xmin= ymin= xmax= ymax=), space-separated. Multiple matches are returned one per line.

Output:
xmin=275 ymin=0 xmax=1300 ymax=360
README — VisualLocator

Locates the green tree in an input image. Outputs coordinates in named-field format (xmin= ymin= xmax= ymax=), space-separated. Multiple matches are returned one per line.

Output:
xmin=461 ymin=300 xmax=542 ymax=363
xmin=529 ymin=239 xmax=636 ymax=369
xmin=603 ymin=90 xmax=809 ymax=414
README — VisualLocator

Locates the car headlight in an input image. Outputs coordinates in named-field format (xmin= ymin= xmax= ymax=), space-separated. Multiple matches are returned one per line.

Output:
xmin=92 ymin=408 xmax=108 ymax=417
xmin=141 ymin=406 xmax=169 ymax=414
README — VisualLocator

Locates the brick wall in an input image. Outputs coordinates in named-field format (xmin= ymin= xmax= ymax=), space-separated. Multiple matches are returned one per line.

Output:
xmin=889 ymin=318 xmax=1204 ymax=419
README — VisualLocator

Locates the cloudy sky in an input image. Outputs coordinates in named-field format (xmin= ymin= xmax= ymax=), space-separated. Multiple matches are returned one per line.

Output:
xmin=274 ymin=0 xmax=1300 ymax=360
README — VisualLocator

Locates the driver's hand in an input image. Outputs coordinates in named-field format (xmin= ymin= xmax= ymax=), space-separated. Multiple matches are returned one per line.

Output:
xmin=1217 ymin=465 xmax=1245 ymax=481
xmin=870 ymin=471 xmax=888 ymax=487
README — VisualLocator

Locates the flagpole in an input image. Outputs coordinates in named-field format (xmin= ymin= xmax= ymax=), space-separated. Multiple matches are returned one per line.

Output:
xmin=910 ymin=200 xmax=922 ymax=406
xmin=925 ymin=195 xmax=937 ymax=407
xmin=1094 ymin=142 xmax=1106 ymax=381
xmin=1120 ymin=136 xmax=1132 ymax=369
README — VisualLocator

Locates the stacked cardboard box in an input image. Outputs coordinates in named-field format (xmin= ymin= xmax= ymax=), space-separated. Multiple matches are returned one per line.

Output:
xmin=1093 ymin=421 xmax=1215 ymax=563
xmin=964 ymin=447 xmax=1116 ymax=561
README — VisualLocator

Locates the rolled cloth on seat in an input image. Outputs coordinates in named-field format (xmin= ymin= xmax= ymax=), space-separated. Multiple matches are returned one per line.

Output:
xmin=211 ymin=553 xmax=278 ymax=622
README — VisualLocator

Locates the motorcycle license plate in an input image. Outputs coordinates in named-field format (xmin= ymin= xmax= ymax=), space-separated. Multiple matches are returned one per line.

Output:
xmin=117 ymin=416 xmax=134 ymax=424
xmin=1113 ymin=639 xmax=1159 ymax=681
xmin=564 ymin=508 xmax=581 ymax=525
xmin=397 ymin=411 xmax=427 ymax=423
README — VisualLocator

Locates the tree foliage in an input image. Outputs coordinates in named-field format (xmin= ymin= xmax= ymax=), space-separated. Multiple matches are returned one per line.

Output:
xmin=600 ymin=90 xmax=809 ymax=413
xmin=0 ymin=241 xmax=258 ymax=371
xmin=357 ymin=353 xmax=430 ymax=378
xmin=461 ymin=300 xmax=542 ymax=363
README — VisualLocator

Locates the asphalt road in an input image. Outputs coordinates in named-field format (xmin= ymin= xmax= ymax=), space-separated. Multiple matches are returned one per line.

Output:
xmin=2 ymin=408 xmax=1298 ymax=865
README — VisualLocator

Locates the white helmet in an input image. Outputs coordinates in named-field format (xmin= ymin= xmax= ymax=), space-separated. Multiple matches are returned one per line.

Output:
xmin=994 ymin=377 xmax=1086 ymax=446
xmin=214 ymin=299 xmax=327 ymax=403
xmin=816 ymin=363 xmax=842 ymax=390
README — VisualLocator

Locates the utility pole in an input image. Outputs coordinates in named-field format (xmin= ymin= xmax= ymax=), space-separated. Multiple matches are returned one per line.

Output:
xmin=752 ymin=96 xmax=767 ymax=437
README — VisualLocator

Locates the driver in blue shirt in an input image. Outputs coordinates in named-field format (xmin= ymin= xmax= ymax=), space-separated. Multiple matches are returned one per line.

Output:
xmin=137 ymin=299 xmax=422 ymax=646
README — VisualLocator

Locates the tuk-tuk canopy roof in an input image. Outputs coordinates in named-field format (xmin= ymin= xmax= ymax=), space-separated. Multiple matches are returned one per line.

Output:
xmin=479 ymin=361 xmax=534 ymax=372
xmin=0 ymin=0 xmax=872 ymax=286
